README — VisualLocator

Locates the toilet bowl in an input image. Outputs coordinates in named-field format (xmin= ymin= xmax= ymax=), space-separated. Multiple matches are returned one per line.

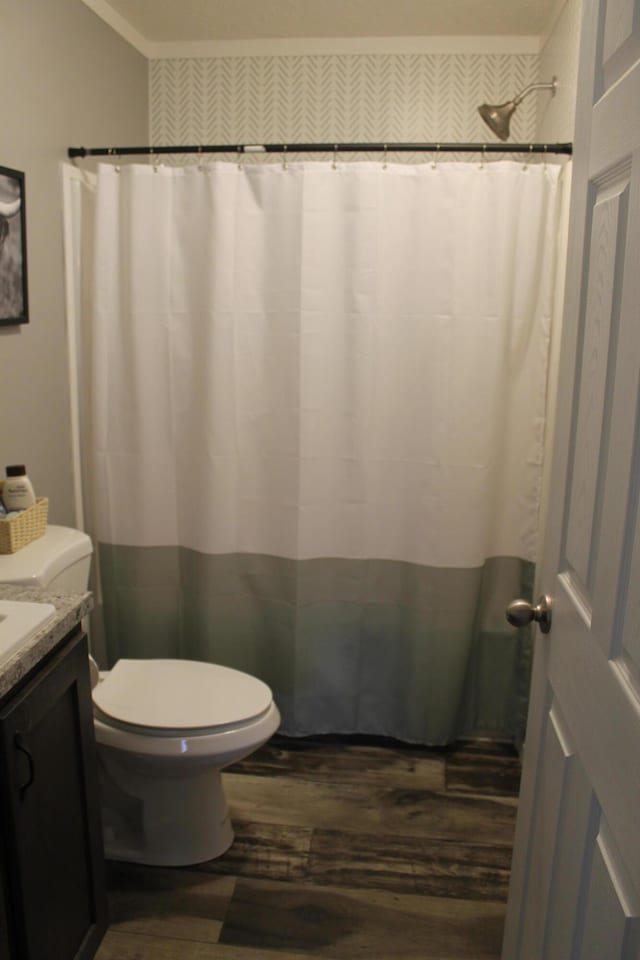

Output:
xmin=92 ymin=656 xmax=280 ymax=864
xmin=0 ymin=525 xmax=280 ymax=866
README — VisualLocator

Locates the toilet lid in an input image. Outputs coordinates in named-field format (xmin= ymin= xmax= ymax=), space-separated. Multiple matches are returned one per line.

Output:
xmin=92 ymin=659 xmax=273 ymax=732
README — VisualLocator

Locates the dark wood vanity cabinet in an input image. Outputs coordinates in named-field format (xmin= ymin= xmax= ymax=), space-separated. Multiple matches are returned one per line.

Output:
xmin=0 ymin=627 xmax=107 ymax=959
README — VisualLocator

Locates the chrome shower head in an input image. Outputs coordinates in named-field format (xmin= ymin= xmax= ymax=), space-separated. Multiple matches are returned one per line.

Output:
xmin=478 ymin=77 xmax=557 ymax=141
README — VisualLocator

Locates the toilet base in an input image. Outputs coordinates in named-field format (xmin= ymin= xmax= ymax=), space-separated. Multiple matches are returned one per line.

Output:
xmin=99 ymin=755 xmax=235 ymax=866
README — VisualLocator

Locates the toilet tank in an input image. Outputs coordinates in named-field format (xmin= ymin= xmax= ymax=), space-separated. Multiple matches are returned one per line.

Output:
xmin=0 ymin=525 xmax=92 ymax=592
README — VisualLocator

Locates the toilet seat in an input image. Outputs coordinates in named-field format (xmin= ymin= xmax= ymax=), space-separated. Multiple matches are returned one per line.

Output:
xmin=93 ymin=658 xmax=273 ymax=737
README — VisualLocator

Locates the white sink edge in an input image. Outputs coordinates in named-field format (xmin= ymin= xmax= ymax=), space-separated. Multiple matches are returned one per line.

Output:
xmin=0 ymin=600 xmax=57 ymax=669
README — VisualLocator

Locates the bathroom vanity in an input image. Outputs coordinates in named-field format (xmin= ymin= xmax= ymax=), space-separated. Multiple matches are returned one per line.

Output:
xmin=0 ymin=586 xmax=107 ymax=960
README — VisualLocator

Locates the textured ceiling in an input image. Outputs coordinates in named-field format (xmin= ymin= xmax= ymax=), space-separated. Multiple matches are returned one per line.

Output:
xmin=99 ymin=0 xmax=561 ymax=41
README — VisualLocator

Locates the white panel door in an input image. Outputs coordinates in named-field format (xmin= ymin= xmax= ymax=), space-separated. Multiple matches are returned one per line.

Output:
xmin=502 ymin=0 xmax=640 ymax=957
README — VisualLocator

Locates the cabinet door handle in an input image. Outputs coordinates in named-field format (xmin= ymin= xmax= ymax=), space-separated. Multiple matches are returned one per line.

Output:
xmin=14 ymin=732 xmax=35 ymax=800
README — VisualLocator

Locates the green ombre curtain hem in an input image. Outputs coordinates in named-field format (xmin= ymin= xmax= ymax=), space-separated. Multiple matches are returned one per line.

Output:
xmin=100 ymin=545 xmax=534 ymax=745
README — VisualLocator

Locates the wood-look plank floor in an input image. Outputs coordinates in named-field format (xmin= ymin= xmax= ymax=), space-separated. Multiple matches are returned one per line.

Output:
xmin=95 ymin=736 xmax=521 ymax=960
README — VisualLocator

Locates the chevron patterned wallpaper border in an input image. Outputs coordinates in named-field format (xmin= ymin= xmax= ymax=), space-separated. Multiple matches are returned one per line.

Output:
xmin=149 ymin=53 xmax=539 ymax=151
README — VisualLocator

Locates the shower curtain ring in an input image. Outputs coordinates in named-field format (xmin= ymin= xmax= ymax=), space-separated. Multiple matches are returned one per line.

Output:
xmin=282 ymin=144 xmax=288 ymax=171
xmin=333 ymin=145 xmax=338 ymax=170
xmin=237 ymin=145 xmax=243 ymax=170
xmin=431 ymin=144 xmax=440 ymax=170
xmin=383 ymin=144 xmax=388 ymax=169
xmin=523 ymin=143 xmax=533 ymax=171
xmin=108 ymin=146 xmax=121 ymax=173
xmin=479 ymin=144 xmax=487 ymax=170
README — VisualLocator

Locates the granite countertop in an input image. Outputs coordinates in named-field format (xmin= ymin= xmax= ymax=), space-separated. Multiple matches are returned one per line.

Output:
xmin=0 ymin=584 xmax=93 ymax=700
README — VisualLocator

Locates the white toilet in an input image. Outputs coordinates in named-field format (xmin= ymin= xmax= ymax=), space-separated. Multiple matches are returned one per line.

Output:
xmin=0 ymin=525 xmax=280 ymax=866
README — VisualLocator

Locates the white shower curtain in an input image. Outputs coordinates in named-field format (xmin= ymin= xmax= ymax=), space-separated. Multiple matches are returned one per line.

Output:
xmin=90 ymin=160 xmax=562 ymax=743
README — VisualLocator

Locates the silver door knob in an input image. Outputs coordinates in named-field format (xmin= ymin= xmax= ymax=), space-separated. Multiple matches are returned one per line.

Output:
xmin=505 ymin=595 xmax=552 ymax=634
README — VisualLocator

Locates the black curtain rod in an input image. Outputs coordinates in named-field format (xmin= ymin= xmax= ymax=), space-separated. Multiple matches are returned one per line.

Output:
xmin=68 ymin=140 xmax=572 ymax=159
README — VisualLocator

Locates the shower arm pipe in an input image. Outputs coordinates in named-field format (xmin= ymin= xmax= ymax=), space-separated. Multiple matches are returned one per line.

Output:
xmin=511 ymin=79 xmax=557 ymax=106
xmin=68 ymin=140 xmax=572 ymax=159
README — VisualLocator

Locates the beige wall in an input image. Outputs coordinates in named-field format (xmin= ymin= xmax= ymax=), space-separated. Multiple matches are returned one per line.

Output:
xmin=536 ymin=0 xmax=583 ymax=141
xmin=0 ymin=0 xmax=147 ymax=525
xmin=534 ymin=0 xmax=582 ymax=581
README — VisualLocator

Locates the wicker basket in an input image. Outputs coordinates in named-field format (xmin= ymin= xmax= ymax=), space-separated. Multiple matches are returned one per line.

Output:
xmin=0 ymin=498 xmax=49 ymax=554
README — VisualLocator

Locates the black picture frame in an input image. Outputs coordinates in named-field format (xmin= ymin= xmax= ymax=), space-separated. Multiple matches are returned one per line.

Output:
xmin=0 ymin=165 xmax=28 ymax=326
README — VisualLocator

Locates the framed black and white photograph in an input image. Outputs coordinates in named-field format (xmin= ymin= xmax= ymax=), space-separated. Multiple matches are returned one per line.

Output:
xmin=0 ymin=165 xmax=28 ymax=326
